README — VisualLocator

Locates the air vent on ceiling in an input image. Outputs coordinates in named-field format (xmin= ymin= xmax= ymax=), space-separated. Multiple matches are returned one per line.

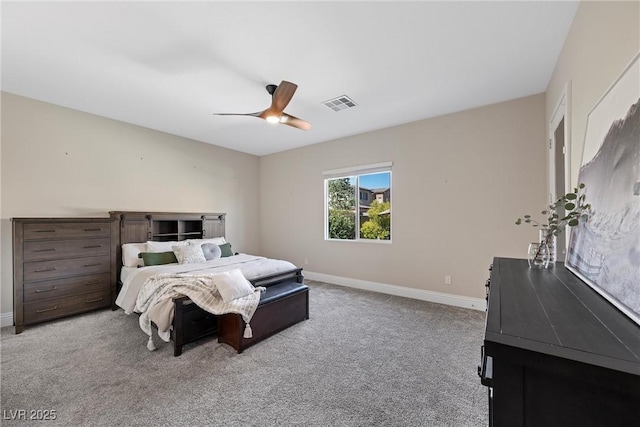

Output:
xmin=322 ymin=95 xmax=357 ymax=112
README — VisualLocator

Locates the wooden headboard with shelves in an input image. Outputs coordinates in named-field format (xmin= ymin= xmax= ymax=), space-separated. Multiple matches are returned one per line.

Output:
xmin=109 ymin=211 xmax=226 ymax=284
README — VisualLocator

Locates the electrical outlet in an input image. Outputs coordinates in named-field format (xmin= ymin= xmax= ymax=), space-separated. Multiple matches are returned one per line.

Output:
xmin=304 ymin=258 xmax=309 ymax=265
xmin=445 ymin=275 xmax=452 ymax=285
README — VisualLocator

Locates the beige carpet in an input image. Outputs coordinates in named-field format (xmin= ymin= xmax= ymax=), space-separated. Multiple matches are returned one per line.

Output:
xmin=1 ymin=280 xmax=488 ymax=426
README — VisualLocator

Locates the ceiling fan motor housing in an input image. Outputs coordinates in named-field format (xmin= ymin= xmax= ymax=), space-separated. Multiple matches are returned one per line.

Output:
xmin=266 ymin=84 xmax=277 ymax=95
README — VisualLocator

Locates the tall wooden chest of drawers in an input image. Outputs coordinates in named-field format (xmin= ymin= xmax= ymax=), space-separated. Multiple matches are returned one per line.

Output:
xmin=12 ymin=218 xmax=117 ymax=333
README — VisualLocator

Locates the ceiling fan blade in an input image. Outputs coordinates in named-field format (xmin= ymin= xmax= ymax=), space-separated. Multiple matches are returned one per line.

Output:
xmin=213 ymin=111 xmax=263 ymax=118
xmin=270 ymin=81 xmax=298 ymax=114
xmin=280 ymin=112 xmax=312 ymax=131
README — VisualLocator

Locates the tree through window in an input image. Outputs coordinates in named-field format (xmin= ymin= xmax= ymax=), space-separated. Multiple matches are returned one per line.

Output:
xmin=325 ymin=164 xmax=392 ymax=241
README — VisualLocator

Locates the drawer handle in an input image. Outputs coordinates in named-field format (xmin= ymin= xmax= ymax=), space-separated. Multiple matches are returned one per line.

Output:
xmin=83 ymin=245 xmax=102 ymax=249
xmin=36 ymin=306 xmax=58 ymax=313
xmin=35 ymin=286 xmax=59 ymax=293
xmin=84 ymin=228 xmax=102 ymax=232
xmin=84 ymin=280 xmax=103 ymax=286
xmin=34 ymin=229 xmax=56 ymax=233
xmin=83 ymin=263 xmax=101 ymax=268
xmin=34 ymin=248 xmax=56 ymax=253
xmin=85 ymin=297 xmax=103 ymax=303
xmin=35 ymin=267 xmax=56 ymax=273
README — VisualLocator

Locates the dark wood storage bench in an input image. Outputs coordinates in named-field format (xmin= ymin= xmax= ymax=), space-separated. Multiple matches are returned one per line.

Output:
xmin=218 ymin=280 xmax=309 ymax=353
xmin=171 ymin=268 xmax=309 ymax=356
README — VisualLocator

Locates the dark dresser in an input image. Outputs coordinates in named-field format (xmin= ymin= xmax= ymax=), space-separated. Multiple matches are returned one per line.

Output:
xmin=479 ymin=257 xmax=640 ymax=427
xmin=12 ymin=218 xmax=117 ymax=333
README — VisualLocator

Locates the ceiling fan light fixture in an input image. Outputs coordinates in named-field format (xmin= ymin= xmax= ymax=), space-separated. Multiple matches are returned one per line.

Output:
xmin=214 ymin=80 xmax=311 ymax=130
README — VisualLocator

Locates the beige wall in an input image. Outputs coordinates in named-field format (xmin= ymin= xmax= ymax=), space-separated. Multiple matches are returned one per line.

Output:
xmin=1 ymin=92 xmax=260 ymax=315
xmin=546 ymin=0 xmax=640 ymax=186
xmin=259 ymin=94 xmax=547 ymax=300
xmin=258 ymin=0 xmax=640 ymax=303
xmin=3 ymin=0 xmax=636 ymax=316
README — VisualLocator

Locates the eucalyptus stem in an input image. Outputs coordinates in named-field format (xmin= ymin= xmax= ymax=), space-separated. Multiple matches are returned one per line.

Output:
xmin=517 ymin=183 xmax=591 ymax=263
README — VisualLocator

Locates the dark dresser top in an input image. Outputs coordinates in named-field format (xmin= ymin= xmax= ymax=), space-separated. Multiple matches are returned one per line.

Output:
xmin=485 ymin=257 xmax=640 ymax=376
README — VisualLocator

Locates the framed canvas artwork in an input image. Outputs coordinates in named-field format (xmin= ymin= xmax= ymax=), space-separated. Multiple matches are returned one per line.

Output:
xmin=566 ymin=52 xmax=640 ymax=326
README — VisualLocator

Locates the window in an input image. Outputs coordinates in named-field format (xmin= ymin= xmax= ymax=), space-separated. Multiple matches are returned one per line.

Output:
xmin=324 ymin=162 xmax=392 ymax=241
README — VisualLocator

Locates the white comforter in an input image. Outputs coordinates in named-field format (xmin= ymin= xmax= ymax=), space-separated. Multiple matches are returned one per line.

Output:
xmin=116 ymin=253 xmax=298 ymax=314
xmin=115 ymin=254 xmax=298 ymax=350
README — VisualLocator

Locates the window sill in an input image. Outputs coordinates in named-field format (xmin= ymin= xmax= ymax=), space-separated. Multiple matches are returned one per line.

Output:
xmin=325 ymin=238 xmax=392 ymax=244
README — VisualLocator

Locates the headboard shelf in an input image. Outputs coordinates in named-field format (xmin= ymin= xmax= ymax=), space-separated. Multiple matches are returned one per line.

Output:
xmin=109 ymin=211 xmax=226 ymax=284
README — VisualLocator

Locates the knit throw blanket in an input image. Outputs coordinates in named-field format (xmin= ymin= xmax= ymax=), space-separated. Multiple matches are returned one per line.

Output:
xmin=135 ymin=273 xmax=263 ymax=351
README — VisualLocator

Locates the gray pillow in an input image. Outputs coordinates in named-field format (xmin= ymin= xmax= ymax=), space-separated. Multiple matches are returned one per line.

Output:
xmin=201 ymin=243 xmax=222 ymax=261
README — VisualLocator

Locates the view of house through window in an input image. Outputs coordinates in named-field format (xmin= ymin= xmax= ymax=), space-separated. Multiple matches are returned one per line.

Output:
xmin=325 ymin=167 xmax=391 ymax=241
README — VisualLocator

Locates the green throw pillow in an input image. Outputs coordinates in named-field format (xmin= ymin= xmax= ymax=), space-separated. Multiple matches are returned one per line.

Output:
xmin=219 ymin=243 xmax=234 ymax=258
xmin=138 ymin=251 xmax=178 ymax=266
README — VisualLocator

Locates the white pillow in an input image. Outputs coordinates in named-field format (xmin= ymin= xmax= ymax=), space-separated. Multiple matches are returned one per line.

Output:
xmin=122 ymin=243 xmax=147 ymax=267
xmin=146 ymin=240 xmax=188 ymax=253
xmin=213 ymin=269 xmax=254 ymax=303
xmin=187 ymin=237 xmax=226 ymax=246
xmin=172 ymin=244 xmax=206 ymax=264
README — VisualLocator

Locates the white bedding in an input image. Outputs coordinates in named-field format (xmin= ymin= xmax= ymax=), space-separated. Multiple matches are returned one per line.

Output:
xmin=120 ymin=266 xmax=138 ymax=284
xmin=115 ymin=253 xmax=297 ymax=314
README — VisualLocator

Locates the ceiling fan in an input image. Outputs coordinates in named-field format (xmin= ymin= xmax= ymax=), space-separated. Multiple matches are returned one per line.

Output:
xmin=214 ymin=80 xmax=312 ymax=131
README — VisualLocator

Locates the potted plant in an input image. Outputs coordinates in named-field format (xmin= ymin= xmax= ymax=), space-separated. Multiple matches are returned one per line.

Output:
xmin=516 ymin=183 xmax=591 ymax=267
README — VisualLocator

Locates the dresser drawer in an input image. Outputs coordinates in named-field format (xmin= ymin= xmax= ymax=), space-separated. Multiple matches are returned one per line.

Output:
xmin=24 ymin=290 xmax=111 ymax=324
xmin=23 ymin=222 xmax=110 ymax=241
xmin=24 ymin=255 xmax=111 ymax=282
xmin=24 ymin=238 xmax=110 ymax=262
xmin=23 ymin=273 xmax=111 ymax=303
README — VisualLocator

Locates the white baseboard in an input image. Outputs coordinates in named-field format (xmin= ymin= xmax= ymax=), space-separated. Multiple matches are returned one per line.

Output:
xmin=304 ymin=271 xmax=486 ymax=311
xmin=1 ymin=312 xmax=14 ymax=328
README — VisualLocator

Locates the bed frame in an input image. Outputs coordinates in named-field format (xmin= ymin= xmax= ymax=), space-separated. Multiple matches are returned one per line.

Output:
xmin=109 ymin=211 xmax=303 ymax=355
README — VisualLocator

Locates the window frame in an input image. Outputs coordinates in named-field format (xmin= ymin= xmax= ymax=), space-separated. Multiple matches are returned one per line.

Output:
xmin=323 ymin=162 xmax=392 ymax=243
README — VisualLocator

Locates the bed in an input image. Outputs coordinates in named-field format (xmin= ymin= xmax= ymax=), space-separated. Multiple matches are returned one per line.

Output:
xmin=109 ymin=211 xmax=303 ymax=355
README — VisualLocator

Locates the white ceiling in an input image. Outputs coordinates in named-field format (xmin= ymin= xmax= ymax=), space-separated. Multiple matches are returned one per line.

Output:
xmin=1 ymin=1 xmax=579 ymax=156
